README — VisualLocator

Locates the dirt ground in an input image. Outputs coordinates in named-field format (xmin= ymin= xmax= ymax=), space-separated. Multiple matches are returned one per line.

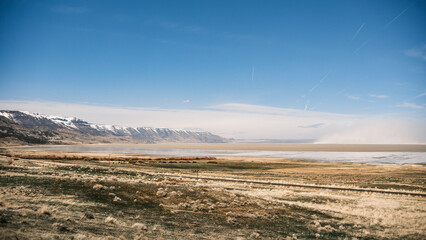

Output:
xmin=0 ymin=147 xmax=425 ymax=239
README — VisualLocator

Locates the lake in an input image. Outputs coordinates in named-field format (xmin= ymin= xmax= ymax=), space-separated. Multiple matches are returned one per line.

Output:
xmin=30 ymin=144 xmax=426 ymax=164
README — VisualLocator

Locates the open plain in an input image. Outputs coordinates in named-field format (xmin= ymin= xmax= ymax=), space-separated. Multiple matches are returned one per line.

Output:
xmin=0 ymin=145 xmax=425 ymax=239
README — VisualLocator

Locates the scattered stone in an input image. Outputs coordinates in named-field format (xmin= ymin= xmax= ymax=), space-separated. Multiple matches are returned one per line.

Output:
xmin=132 ymin=223 xmax=147 ymax=230
xmin=226 ymin=216 xmax=236 ymax=224
xmin=168 ymin=191 xmax=177 ymax=198
xmin=38 ymin=206 xmax=51 ymax=216
xmin=156 ymin=189 xmax=167 ymax=197
xmin=74 ymin=233 xmax=87 ymax=240
xmin=105 ymin=216 xmax=118 ymax=224
xmin=93 ymin=184 xmax=105 ymax=190
xmin=178 ymin=202 xmax=190 ymax=209
xmin=250 ymin=232 xmax=260 ymax=239
xmin=52 ymin=222 xmax=68 ymax=232
xmin=84 ymin=212 xmax=94 ymax=219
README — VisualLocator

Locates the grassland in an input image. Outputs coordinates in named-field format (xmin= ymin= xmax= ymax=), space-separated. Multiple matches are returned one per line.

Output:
xmin=0 ymin=147 xmax=425 ymax=239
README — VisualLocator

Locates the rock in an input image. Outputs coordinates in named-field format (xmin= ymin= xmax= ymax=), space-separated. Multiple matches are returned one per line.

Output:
xmin=92 ymin=184 xmax=104 ymax=190
xmin=52 ymin=222 xmax=68 ymax=232
xmin=132 ymin=223 xmax=147 ymax=230
xmin=250 ymin=232 xmax=260 ymax=239
xmin=156 ymin=190 xmax=167 ymax=197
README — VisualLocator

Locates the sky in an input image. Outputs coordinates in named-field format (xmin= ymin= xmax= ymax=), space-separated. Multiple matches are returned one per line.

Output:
xmin=0 ymin=0 xmax=425 ymax=143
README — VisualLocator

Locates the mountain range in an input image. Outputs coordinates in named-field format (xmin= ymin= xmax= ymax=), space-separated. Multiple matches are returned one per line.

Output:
xmin=0 ymin=110 xmax=226 ymax=145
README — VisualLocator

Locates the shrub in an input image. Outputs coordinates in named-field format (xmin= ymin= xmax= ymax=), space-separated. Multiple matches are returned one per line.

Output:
xmin=38 ymin=205 xmax=52 ymax=216
xmin=132 ymin=223 xmax=147 ymax=230
xmin=105 ymin=216 xmax=118 ymax=224
xmin=93 ymin=184 xmax=105 ymax=190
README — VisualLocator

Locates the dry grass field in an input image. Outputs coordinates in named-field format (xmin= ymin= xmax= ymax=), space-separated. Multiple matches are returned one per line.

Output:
xmin=0 ymin=147 xmax=425 ymax=239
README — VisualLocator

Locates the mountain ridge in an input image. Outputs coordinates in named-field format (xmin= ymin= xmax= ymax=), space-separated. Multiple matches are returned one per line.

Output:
xmin=0 ymin=110 xmax=226 ymax=145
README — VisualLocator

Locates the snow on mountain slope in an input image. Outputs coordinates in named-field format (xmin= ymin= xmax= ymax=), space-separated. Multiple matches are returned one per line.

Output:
xmin=47 ymin=116 xmax=78 ymax=129
xmin=0 ymin=110 xmax=227 ymax=144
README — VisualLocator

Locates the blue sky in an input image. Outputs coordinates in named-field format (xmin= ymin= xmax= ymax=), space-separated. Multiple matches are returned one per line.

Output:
xmin=0 ymin=0 xmax=425 ymax=141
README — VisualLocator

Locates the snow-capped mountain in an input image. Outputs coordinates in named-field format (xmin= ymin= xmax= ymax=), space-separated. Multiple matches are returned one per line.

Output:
xmin=0 ymin=110 xmax=226 ymax=145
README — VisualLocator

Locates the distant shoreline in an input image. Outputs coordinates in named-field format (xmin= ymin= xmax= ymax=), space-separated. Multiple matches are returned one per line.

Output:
xmin=15 ymin=143 xmax=426 ymax=152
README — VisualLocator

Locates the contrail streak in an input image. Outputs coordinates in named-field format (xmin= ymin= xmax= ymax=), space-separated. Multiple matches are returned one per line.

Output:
xmin=309 ymin=71 xmax=330 ymax=92
xmin=383 ymin=6 xmax=410 ymax=29
xmin=304 ymin=99 xmax=310 ymax=111
xmin=251 ymin=66 xmax=254 ymax=83
xmin=354 ymin=39 xmax=369 ymax=54
xmin=352 ymin=22 xmax=365 ymax=40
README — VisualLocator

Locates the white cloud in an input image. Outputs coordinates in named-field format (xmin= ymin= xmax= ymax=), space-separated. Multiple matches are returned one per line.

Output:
xmin=369 ymin=94 xmax=388 ymax=99
xmin=397 ymin=102 xmax=424 ymax=109
xmin=183 ymin=99 xmax=190 ymax=103
xmin=0 ymin=100 xmax=424 ymax=143
xmin=404 ymin=45 xmax=426 ymax=61
xmin=347 ymin=95 xmax=360 ymax=100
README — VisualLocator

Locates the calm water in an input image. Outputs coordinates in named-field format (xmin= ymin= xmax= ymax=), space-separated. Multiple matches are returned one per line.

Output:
xmin=30 ymin=145 xmax=426 ymax=164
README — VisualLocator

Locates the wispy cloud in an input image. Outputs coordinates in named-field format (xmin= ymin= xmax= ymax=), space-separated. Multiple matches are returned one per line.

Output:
xmin=405 ymin=92 xmax=426 ymax=102
xmin=352 ymin=22 xmax=365 ymax=40
xmin=0 ymin=100 xmax=424 ymax=143
xmin=347 ymin=95 xmax=361 ymax=101
xmin=397 ymin=102 xmax=424 ymax=109
xmin=304 ymin=100 xmax=310 ymax=111
xmin=52 ymin=6 xmax=88 ymax=14
xmin=0 ymin=100 xmax=356 ymax=139
xmin=369 ymin=94 xmax=388 ymax=99
xmin=159 ymin=21 xmax=206 ymax=34
xmin=183 ymin=99 xmax=190 ymax=103
xmin=298 ymin=123 xmax=324 ymax=129
xmin=404 ymin=45 xmax=426 ymax=61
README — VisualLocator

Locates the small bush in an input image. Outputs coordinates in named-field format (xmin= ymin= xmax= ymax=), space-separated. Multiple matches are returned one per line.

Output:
xmin=52 ymin=222 xmax=68 ymax=232
xmin=132 ymin=223 xmax=147 ymax=230
xmin=105 ymin=216 xmax=119 ymax=224
xmin=38 ymin=205 xmax=52 ymax=216
xmin=93 ymin=184 xmax=105 ymax=190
